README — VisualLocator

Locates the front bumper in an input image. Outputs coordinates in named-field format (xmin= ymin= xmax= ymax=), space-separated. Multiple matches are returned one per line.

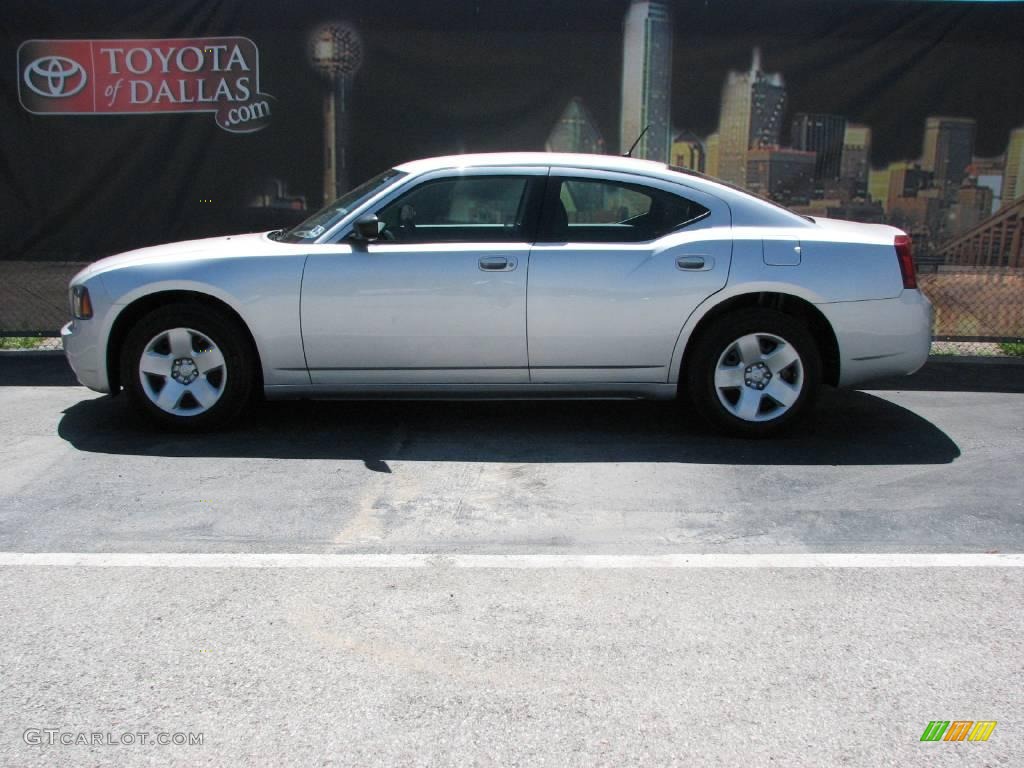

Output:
xmin=62 ymin=319 xmax=110 ymax=393
xmin=817 ymin=289 xmax=933 ymax=388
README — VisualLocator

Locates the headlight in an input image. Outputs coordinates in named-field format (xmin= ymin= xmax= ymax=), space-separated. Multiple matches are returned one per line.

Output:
xmin=70 ymin=285 xmax=93 ymax=319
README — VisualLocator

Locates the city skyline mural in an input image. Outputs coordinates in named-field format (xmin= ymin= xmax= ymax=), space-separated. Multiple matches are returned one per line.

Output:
xmin=1 ymin=0 xmax=1022 ymax=335
xmin=543 ymin=1 xmax=1022 ymax=269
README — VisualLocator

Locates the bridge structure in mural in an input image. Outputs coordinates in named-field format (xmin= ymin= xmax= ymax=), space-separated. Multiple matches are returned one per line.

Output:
xmin=939 ymin=197 xmax=1024 ymax=269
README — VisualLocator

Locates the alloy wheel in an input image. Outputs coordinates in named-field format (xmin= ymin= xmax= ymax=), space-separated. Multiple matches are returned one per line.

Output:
xmin=713 ymin=332 xmax=804 ymax=423
xmin=138 ymin=327 xmax=228 ymax=416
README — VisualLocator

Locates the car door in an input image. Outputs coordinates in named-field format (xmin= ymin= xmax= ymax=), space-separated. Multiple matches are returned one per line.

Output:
xmin=527 ymin=169 xmax=732 ymax=383
xmin=301 ymin=167 xmax=546 ymax=386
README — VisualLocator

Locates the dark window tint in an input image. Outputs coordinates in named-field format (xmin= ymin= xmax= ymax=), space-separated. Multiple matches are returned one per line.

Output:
xmin=376 ymin=176 xmax=531 ymax=243
xmin=543 ymin=177 xmax=709 ymax=243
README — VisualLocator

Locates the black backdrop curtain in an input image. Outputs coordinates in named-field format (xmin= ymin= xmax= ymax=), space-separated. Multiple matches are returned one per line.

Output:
xmin=2 ymin=0 xmax=1023 ymax=334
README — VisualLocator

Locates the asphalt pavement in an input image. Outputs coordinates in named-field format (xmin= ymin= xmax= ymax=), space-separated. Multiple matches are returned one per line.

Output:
xmin=0 ymin=352 xmax=1022 ymax=766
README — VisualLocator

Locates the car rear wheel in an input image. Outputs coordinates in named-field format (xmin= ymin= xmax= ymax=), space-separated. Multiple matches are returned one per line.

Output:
xmin=686 ymin=308 xmax=821 ymax=438
xmin=121 ymin=303 xmax=255 ymax=430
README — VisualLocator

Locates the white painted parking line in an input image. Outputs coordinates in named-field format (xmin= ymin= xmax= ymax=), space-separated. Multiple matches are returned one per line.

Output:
xmin=0 ymin=553 xmax=1022 ymax=568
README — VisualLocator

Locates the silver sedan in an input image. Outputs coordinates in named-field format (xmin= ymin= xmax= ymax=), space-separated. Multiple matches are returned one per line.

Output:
xmin=62 ymin=152 xmax=931 ymax=436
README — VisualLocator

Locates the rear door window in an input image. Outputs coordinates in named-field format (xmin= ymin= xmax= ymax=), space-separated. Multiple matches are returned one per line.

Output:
xmin=541 ymin=177 xmax=709 ymax=243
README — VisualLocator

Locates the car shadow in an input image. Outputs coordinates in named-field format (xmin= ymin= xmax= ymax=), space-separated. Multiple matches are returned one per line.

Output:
xmin=864 ymin=358 xmax=1024 ymax=394
xmin=0 ymin=352 xmax=78 ymax=386
xmin=57 ymin=388 xmax=960 ymax=466
xmin=10 ymin=352 xmax=1021 ymax=394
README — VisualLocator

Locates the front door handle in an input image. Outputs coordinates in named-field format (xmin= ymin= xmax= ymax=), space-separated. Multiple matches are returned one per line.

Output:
xmin=676 ymin=255 xmax=712 ymax=271
xmin=479 ymin=256 xmax=516 ymax=271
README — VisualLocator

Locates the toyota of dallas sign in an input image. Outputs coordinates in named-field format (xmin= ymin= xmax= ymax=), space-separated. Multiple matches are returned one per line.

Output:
xmin=17 ymin=38 xmax=275 ymax=133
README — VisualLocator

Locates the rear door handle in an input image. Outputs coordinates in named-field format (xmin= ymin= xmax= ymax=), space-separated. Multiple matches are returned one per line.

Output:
xmin=676 ymin=255 xmax=711 ymax=271
xmin=479 ymin=256 xmax=516 ymax=271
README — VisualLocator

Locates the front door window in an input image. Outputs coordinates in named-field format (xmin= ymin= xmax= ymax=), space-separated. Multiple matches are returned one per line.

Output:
xmin=375 ymin=176 xmax=532 ymax=243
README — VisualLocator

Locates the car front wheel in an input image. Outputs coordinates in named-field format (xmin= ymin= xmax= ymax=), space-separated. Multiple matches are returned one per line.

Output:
xmin=686 ymin=308 xmax=821 ymax=437
xmin=121 ymin=303 xmax=255 ymax=430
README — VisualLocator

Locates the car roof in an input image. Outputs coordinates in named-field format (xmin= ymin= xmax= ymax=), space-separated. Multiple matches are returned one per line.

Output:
xmin=392 ymin=152 xmax=813 ymax=229
xmin=394 ymin=152 xmax=667 ymax=175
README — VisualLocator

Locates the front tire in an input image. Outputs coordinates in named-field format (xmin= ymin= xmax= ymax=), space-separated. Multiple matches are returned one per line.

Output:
xmin=121 ymin=303 xmax=256 ymax=430
xmin=686 ymin=308 xmax=821 ymax=438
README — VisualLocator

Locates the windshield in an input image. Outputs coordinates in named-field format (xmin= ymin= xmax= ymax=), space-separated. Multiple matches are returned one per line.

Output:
xmin=275 ymin=169 xmax=407 ymax=243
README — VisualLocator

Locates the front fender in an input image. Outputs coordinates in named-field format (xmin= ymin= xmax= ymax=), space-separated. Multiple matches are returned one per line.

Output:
xmin=100 ymin=255 xmax=309 ymax=387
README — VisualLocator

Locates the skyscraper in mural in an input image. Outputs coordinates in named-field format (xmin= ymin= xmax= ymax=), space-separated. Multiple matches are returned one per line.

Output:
xmin=840 ymin=124 xmax=872 ymax=198
xmin=921 ymin=116 xmax=976 ymax=200
xmin=791 ymin=113 xmax=847 ymax=182
xmin=746 ymin=147 xmax=815 ymax=205
xmin=1003 ymin=127 xmax=1024 ymax=208
xmin=671 ymin=130 xmax=705 ymax=172
xmin=619 ymin=0 xmax=672 ymax=162
xmin=715 ymin=48 xmax=786 ymax=187
xmin=546 ymin=98 xmax=605 ymax=154
xmin=704 ymin=132 xmax=720 ymax=177
xmin=970 ymin=155 xmax=1004 ymax=214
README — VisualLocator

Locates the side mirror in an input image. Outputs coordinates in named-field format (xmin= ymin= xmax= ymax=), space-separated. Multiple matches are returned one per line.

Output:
xmin=353 ymin=214 xmax=384 ymax=242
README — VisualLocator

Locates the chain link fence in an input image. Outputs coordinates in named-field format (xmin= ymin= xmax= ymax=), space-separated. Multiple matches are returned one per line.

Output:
xmin=917 ymin=265 xmax=1024 ymax=356
xmin=0 ymin=262 xmax=86 ymax=348
xmin=1 ymin=259 xmax=1022 ymax=356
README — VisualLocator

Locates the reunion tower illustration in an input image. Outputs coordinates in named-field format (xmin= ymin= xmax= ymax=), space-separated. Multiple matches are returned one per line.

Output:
xmin=308 ymin=22 xmax=363 ymax=202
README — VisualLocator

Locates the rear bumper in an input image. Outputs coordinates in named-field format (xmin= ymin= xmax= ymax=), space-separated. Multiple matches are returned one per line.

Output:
xmin=817 ymin=290 xmax=932 ymax=388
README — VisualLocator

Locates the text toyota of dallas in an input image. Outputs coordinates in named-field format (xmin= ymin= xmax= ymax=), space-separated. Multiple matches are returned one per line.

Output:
xmin=62 ymin=153 xmax=932 ymax=437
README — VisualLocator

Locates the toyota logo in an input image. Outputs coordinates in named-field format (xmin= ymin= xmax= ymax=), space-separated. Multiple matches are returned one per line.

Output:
xmin=23 ymin=55 xmax=87 ymax=98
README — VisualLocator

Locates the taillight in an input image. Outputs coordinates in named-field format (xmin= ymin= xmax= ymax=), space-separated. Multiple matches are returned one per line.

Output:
xmin=894 ymin=234 xmax=916 ymax=289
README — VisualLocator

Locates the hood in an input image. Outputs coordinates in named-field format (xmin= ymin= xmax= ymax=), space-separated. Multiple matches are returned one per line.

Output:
xmin=74 ymin=231 xmax=281 ymax=282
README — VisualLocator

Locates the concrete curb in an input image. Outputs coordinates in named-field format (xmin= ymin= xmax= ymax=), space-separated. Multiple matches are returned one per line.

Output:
xmin=0 ymin=349 xmax=64 ymax=357
xmin=925 ymin=354 xmax=1024 ymax=366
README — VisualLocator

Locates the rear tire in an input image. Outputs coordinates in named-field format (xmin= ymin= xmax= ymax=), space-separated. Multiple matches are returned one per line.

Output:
xmin=121 ymin=303 xmax=256 ymax=431
xmin=686 ymin=308 xmax=821 ymax=438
